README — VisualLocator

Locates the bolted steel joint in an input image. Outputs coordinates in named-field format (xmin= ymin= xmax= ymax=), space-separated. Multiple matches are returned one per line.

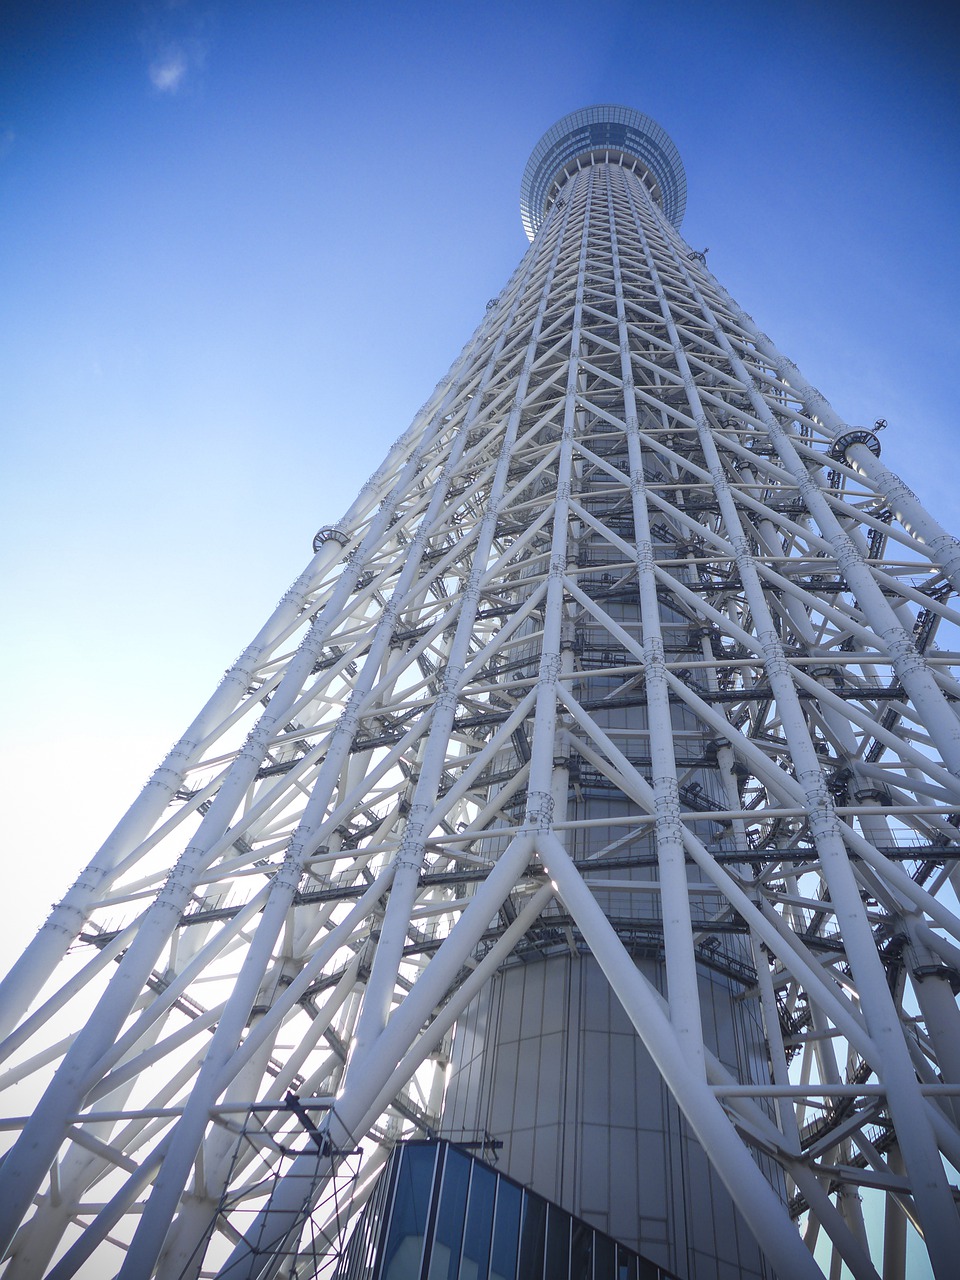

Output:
xmin=828 ymin=428 xmax=882 ymax=464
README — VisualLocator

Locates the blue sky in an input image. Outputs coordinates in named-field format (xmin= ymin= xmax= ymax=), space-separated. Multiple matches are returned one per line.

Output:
xmin=2 ymin=0 xmax=958 ymax=966
xmin=0 ymin=2 xmax=957 ymax=1270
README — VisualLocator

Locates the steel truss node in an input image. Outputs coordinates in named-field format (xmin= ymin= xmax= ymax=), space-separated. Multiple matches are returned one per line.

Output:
xmin=2 ymin=104 xmax=960 ymax=1280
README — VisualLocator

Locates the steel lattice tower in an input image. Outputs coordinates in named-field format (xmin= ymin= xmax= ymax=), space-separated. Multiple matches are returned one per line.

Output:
xmin=2 ymin=103 xmax=960 ymax=1280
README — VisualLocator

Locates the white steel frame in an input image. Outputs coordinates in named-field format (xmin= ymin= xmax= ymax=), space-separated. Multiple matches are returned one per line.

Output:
xmin=2 ymin=107 xmax=960 ymax=1280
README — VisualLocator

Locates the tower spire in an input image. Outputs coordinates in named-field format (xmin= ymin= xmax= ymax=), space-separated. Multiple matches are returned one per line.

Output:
xmin=2 ymin=105 xmax=959 ymax=1280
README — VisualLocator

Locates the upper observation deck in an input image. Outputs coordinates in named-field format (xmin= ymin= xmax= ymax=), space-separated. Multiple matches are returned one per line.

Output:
xmin=520 ymin=104 xmax=687 ymax=240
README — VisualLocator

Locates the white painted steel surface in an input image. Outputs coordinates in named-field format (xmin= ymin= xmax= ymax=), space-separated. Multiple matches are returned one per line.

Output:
xmin=1 ymin=106 xmax=959 ymax=1280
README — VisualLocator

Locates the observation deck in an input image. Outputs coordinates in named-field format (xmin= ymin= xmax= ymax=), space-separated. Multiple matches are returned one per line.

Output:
xmin=520 ymin=104 xmax=687 ymax=240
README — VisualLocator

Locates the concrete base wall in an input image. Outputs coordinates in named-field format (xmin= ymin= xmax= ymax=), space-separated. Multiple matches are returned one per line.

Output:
xmin=442 ymin=953 xmax=781 ymax=1280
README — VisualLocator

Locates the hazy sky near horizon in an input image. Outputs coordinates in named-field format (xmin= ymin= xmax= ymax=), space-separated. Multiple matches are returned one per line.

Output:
xmin=1 ymin=0 xmax=958 ymax=1022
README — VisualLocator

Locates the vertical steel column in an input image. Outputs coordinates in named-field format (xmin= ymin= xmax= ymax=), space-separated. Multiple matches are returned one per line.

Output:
xmin=638 ymin=182 xmax=960 ymax=1272
xmin=605 ymin=165 xmax=705 ymax=1074
xmin=346 ymin=186 xmax=577 ymax=1073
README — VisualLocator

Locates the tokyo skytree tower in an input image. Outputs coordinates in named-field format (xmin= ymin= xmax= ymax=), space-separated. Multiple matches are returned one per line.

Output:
xmin=2 ymin=102 xmax=960 ymax=1280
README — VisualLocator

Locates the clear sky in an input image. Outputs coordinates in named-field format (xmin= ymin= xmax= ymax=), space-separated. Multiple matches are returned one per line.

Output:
xmin=0 ymin=1 xmax=957 ymax=1270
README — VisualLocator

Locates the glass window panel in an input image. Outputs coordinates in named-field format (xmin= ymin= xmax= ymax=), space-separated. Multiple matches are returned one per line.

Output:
xmin=460 ymin=1162 xmax=497 ymax=1280
xmin=594 ymin=1233 xmax=616 ymax=1280
xmin=570 ymin=1220 xmax=593 ymax=1279
xmin=345 ymin=1157 xmax=394 ymax=1280
xmin=490 ymin=1178 xmax=522 ymax=1280
xmin=544 ymin=1204 xmax=570 ymax=1279
xmin=616 ymin=1246 xmax=638 ymax=1280
xmin=427 ymin=1147 xmax=471 ymax=1280
xmin=518 ymin=1192 xmax=547 ymax=1279
xmin=638 ymin=1260 xmax=660 ymax=1280
xmin=381 ymin=1145 xmax=438 ymax=1280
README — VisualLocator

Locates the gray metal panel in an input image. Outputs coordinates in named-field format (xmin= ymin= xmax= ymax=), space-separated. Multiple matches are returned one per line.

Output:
xmin=443 ymin=954 xmax=779 ymax=1278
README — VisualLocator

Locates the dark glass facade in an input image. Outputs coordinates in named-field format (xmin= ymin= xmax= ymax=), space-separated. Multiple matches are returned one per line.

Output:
xmin=336 ymin=1140 xmax=679 ymax=1280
